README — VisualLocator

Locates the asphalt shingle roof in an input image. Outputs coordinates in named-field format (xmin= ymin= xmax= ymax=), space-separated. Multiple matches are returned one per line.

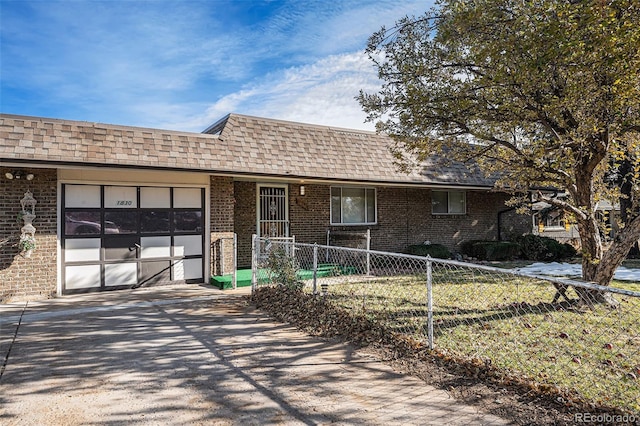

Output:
xmin=0 ymin=112 xmax=496 ymax=187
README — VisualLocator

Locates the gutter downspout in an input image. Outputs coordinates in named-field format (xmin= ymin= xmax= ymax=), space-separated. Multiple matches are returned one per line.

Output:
xmin=497 ymin=207 xmax=515 ymax=241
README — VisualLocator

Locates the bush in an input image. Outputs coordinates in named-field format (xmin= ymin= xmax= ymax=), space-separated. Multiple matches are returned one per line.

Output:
xmin=405 ymin=243 xmax=451 ymax=259
xmin=559 ymin=241 xmax=577 ymax=259
xmin=460 ymin=240 xmax=520 ymax=261
xmin=460 ymin=240 xmax=484 ymax=258
xmin=514 ymin=234 xmax=576 ymax=261
xmin=483 ymin=241 xmax=521 ymax=261
xmin=266 ymin=247 xmax=303 ymax=290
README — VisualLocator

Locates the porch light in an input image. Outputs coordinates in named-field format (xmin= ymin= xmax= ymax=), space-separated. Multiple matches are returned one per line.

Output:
xmin=5 ymin=170 xmax=34 ymax=180
xmin=300 ymin=185 xmax=305 ymax=196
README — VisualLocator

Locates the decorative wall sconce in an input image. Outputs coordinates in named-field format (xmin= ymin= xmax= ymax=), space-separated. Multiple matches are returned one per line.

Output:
xmin=19 ymin=190 xmax=37 ymax=258
xmin=21 ymin=190 xmax=37 ymax=215
xmin=5 ymin=170 xmax=34 ymax=180
xmin=300 ymin=185 xmax=306 ymax=196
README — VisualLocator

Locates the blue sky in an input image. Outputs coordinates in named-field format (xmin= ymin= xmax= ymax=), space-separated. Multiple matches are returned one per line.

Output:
xmin=0 ymin=0 xmax=431 ymax=132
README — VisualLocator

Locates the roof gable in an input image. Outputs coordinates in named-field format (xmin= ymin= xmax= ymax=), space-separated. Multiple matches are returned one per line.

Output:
xmin=208 ymin=113 xmax=496 ymax=187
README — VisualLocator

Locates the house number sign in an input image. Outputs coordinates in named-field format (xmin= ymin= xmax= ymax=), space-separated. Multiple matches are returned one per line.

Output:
xmin=116 ymin=200 xmax=133 ymax=206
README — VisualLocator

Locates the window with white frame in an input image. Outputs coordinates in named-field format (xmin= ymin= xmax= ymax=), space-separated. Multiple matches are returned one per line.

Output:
xmin=331 ymin=187 xmax=376 ymax=224
xmin=541 ymin=209 xmax=566 ymax=229
xmin=432 ymin=190 xmax=466 ymax=214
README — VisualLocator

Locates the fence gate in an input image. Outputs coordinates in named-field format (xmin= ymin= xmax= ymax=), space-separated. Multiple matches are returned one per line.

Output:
xmin=258 ymin=185 xmax=289 ymax=238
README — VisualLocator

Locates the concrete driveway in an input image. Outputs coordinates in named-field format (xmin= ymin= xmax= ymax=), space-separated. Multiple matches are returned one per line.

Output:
xmin=0 ymin=284 xmax=508 ymax=425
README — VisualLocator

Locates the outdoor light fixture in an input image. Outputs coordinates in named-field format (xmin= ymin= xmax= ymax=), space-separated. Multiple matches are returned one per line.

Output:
xmin=4 ymin=170 xmax=34 ymax=180
xmin=300 ymin=185 xmax=305 ymax=196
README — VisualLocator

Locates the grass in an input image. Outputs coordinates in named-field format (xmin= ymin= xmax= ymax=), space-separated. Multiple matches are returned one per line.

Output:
xmin=305 ymin=271 xmax=640 ymax=414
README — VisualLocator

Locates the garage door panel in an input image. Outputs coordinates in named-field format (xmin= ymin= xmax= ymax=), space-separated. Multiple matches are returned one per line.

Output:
xmin=65 ymin=238 xmax=101 ymax=262
xmin=104 ymin=236 xmax=138 ymax=260
xmin=173 ymin=258 xmax=203 ymax=280
xmin=140 ymin=187 xmax=170 ymax=208
xmin=173 ymin=188 xmax=201 ymax=208
xmin=104 ymin=211 xmax=138 ymax=234
xmin=141 ymin=236 xmax=171 ymax=258
xmin=140 ymin=211 xmax=170 ymax=233
xmin=174 ymin=235 xmax=202 ymax=256
xmin=140 ymin=261 xmax=171 ymax=285
xmin=105 ymin=263 xmax=137 ymax=286
xmin=104 ymin=186 xmax=137 ymax=208
xmin=65 ymin=265 xmax=101 ymax=289
xmin=65 ymin=185 xmax=100 ymax=208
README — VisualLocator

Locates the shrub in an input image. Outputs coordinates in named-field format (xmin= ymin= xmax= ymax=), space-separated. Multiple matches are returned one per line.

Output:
xmin=515 ymin=234 xmax=547 ymax=260
xmin=460 ymin=240 xmax=484 ymax=258
xmin=462 ymin=241 xmax=520 ymax=261
xmin=514 ymin=234 xmax=576 ymax=261
xmin=405 ymin=243 xmax=451 ymax=259
xmin=475 ymin=241 xmax=520 ymax=260
xmin=266 ymin=246 xmax=303 ymax=290
xmin=558 ymin=241 xmax=577 ymax=259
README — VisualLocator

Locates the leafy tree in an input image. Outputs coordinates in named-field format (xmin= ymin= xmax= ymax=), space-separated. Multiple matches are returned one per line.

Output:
xmin=359 ymin=0 xmax=640 ymax=303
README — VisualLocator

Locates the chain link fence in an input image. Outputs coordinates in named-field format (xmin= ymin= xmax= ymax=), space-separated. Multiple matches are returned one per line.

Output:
xmin=252 ymin=236 xmax=640 ymax=414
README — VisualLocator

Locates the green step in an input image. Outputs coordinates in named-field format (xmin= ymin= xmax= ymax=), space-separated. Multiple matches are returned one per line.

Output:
xmin=211 ymin=265 xmax=360 ymax=290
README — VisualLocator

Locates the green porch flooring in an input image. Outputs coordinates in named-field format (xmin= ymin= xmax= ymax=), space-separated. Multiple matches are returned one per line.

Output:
xmin=210 ymin=264 xmax=359 ymax=290
xmin=210 ymin=269 xmax=253 ymax=290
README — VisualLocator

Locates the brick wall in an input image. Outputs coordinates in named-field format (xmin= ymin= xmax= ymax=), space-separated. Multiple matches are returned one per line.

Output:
xmin=289 ymin=184 xmax=331 ymax=245
xmin=210 ymin=176 xmax=236 ymax=275
xmin=234 ymin=181 xmax=257 ymax=268
xmin=398 ymin=189 xmax=530 ymax=252
xmin=500 ymin=206 xmax=533 ymax=241
xmin=233 ymin=182 xmax=531 ymax=267
xmin=0 ymin=168 xmax=58 ymax=302
xmin=373 ymin=187 xmax=413 ymax=252
xmin=290 ymin=185 xmax=529 ymax=252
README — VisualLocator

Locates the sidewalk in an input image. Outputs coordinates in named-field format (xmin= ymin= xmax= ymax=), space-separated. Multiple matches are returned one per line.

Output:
xmin=0 ymin=284 xmax=509 ymax=425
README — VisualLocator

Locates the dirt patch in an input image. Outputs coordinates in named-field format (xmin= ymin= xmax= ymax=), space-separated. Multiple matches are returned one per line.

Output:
xmin=249 ymin=286 xmax=639 ymax=426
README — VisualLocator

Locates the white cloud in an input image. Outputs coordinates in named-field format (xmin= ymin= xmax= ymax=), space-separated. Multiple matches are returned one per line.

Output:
xmin=1 ymin=0 xmax=432 ymax=132
xmin=169 ymin=51 xmax=381 ymax=132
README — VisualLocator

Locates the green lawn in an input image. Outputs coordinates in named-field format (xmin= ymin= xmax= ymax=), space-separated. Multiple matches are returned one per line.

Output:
xmin=307 ymin=272 xmax=640 ymax=413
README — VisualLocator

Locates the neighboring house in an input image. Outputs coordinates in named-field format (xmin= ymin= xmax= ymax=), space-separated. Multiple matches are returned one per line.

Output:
xmin=532 ymin=196 xmax=620 ymax=246
xmin=0 ymin=113 xmax=529 ymax=301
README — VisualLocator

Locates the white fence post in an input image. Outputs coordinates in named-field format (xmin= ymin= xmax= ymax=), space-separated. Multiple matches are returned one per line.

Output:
xmin=233 ymin=233 xmax=238 ymax=290
xmin=366 ymin=229 xmax=371 ymax=275
xmin=426 ymin=256 xmax=434 ymax=350
xmin=219 ymin=238 xmax=225 ymax=276
xmin=251 ymin=234 xmax=257 ymax=294
xmin=312 ymin=243 xmax=318 ymax=294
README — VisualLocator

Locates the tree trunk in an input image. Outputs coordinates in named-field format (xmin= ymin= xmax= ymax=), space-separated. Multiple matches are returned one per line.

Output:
xmin=572 ymin=160 xmax=615 ymax=306
xmin=574 ymin=214 xmax=640 ymax=307
xmin=596 ymin=214 xmax=640 ymax=281
xmin=619 ymin=155 xmax=639 ymax=255
xmin=573 ymin=215 xmax=612 ymax=306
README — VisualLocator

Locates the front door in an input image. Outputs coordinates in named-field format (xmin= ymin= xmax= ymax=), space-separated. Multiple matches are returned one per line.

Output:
xmin=257 ymin=185 xmax=289 ymax=238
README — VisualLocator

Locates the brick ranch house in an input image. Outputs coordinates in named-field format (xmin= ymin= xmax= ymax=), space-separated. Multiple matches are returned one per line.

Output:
xmin=0 ymin=113 xmax=530 ymax=302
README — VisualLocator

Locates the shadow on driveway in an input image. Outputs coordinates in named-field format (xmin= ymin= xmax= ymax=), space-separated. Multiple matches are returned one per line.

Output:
xmin=0 ymin=284 xmax=507 ymax=425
